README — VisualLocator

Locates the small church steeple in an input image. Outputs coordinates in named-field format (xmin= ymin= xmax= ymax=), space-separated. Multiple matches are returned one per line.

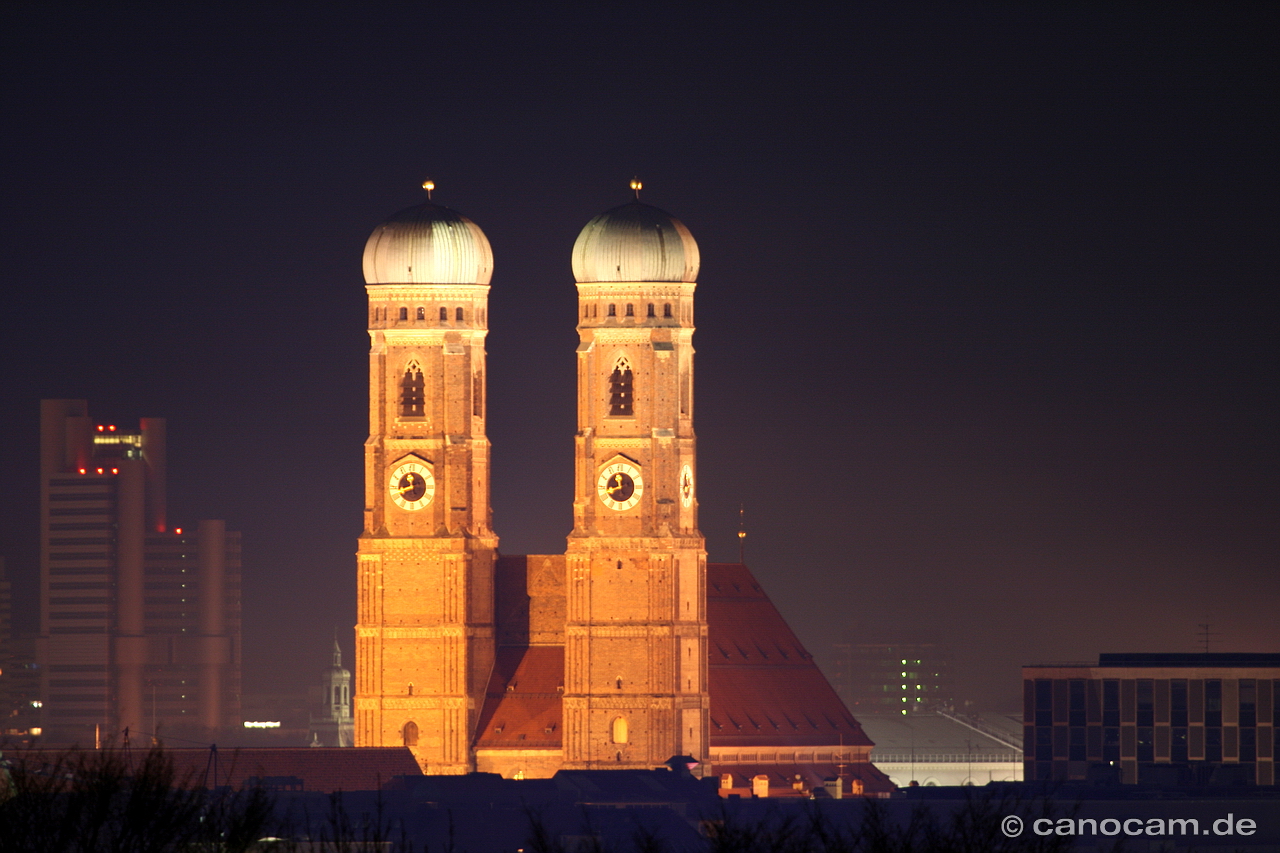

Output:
xmin=309 ymin=634 xmax=354 ymax=747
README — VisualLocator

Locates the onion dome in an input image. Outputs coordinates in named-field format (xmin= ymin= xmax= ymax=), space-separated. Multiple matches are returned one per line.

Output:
xmin=571 ymin=201 xmax=699 ymax=283
xmin=362 ymin=199 xmax=493 ymax=285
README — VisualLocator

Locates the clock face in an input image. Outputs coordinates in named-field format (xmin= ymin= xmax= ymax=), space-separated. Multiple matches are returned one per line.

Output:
xmin=679 ymin=464 xmax=694 ymax=508
xmin=389 ymin=460 xmax=435 ymax=511
xmin=597 ymin=461 xmax=643 ymax=511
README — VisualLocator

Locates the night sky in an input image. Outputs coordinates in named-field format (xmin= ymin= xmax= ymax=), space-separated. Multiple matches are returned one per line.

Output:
xmin=3 ymin=6 xmax=1276 ymax=709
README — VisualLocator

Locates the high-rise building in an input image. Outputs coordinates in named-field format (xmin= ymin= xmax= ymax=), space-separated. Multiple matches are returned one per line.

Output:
xmin=38 ymin=400 xmax=241 ymax=745
xmin=354 ymin=188 xmax=890 ymax=794
xmin=832 ymin=632 xmax=954 ymax=714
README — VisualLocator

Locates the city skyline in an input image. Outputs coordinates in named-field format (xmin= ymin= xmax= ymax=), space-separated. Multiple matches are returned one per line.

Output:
xmin=2 ymin=7 xmax=1276 ymax=710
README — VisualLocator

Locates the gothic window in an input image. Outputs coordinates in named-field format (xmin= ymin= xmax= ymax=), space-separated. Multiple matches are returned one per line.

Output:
xmin=625 ymin=303 xmax=634 ymax=317
xmin=399 ymin=307 xmax=408 ymax=321
xmin=403 ymin=720 xmax=418 ymax=746
xmin=400 ymin=361 xmax=425 ymax=417
xmin=646 ymin=303 xmax=655 ymax=317
xmin=439 ymin=307 xmax=448 ymax=321
xmin=456 ymin=307 xmax=464 ymax=322
xmin=612 ymin=716 xmax=628 ymax=744
xmin=663 ymin=303 xmax=672 ymax=318
xmin=607 ymin=304 xmax=616 ymax=317
xmin=609 ymin=355 xmax=633 ymax=417
xmin=584 ymin=305 xmax=590 ymax=318
xmin=416 ymin=307 xmax=425 ymax=320
xmin=473 ymin=370 xmax=484 ymax=417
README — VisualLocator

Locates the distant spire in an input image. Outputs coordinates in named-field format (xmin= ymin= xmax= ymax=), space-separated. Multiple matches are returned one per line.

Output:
xmin=422 ymin=179 xmax=435 ymax=201
xmin=333 ymin=630 xmax=342 ymax=667
xmin=630 ymin=177 xmax=642 ymax=200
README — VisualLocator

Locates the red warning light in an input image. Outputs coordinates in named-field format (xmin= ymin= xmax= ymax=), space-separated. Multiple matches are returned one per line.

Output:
xmin=78 ymin=468 xmax=87 ymax=474
xmin=96 ymin=468 xmax=104 ymax=474
xmin=108 ymin=425 xmax=117 ymax=432
xmin=97 ymin=425 xmax=105 ymax=433
xmin=111 ymin=468 xmax=119 ymax=475
xmin=175 ymin=527 xmax=183 ymax=535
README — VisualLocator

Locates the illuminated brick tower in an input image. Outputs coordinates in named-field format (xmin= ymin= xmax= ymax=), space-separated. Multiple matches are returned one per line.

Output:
xmin=354 ymin=186 xmax=497 ymax=773
xmin=562 ymin=189 xmax=710 ymax=768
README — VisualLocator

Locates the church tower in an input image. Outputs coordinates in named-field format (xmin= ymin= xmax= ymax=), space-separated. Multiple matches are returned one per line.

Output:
xmin=563 ymin=189 xmax=709 ymax=769
xmin=355 ymin=186 xmax=497 ymax=773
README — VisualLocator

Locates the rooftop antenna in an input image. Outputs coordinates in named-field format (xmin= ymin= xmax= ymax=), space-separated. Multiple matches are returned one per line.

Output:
xmin=1198 ymin=623 xmax=1221 ymax=654
xmin=737 ymin=503 xmax=747 ymax=564
xmin=422 ymin=179 xmax=435 ymax=201
xmin=630 ymin=177 xmax=642 ymax=200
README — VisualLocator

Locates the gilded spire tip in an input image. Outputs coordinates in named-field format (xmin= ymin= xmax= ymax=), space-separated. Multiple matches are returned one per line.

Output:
xmin=630 ymin=177 xmax=642 ymax=199
xmin=422 ymin=179 xmax=435 ymax=200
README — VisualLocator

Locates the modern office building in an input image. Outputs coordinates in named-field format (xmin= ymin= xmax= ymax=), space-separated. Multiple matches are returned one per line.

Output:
xmin=1023 ymin=653 xmax=1279 ymax=785
xmin=38 ymin=400 xmax=241 ymax=745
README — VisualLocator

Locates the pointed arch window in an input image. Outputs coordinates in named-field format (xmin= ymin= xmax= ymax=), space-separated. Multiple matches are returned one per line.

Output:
xmin=401 ymin=360 xmax=425 ymax=417
xmin=473 ymin=369 xmax=484 ymax=417
xmin=403 ymin=720 xmax=418 ymax=746
xmin=609 ymin=355 xmax=633 ymax=417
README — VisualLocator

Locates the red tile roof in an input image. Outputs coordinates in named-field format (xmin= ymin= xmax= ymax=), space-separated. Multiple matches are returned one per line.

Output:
xmin=472 ymin=561 xmax=876 ymax=775
xmin=707 ymin=563 xmax=873 ymax=749
xmin=157 ymin=747 xmax=421 ymax=793
xmin=474 ymin=646 xmax=564 ymax=749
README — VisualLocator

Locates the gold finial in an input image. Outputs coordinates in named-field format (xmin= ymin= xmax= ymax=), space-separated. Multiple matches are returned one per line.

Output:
xmin=737 ymin=503 xmax=747 ymax=563
xmin=422 ymin=179 xmax=435 ymax=200
xmin=630 ymin=177 xmax=642 ymax=199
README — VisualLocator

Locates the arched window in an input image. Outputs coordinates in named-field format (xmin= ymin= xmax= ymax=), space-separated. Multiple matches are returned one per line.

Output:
xmin=646 ymin=303 xmax=655 ymax=317
xmin=584 ymin=305 xmax=590 ymax=318
xmin=399 ymin=307 xmax=408 ymax=321
xmin=456 ymin=307 xmax=464 ymax=322
xmin=403 ymin=721 xmax=418 ymax=746
xmin=663 ymin=303 xmax=672 ymax=318
xmin=612 ymin=716 xmax=628 ymax=744
xmin=607 ymin=304 xmax=616 ymax=317
xmin=625 ymin=304 xmax=634 ymax=317
xmin=609 ymin=355 xmax=633 ymax=417
xmin=439 ymin=307 xmax=448 ymax=321
xmin=416 ymin=307 xmax=425 ymax=320
xmin=400 ymin=361 xmax=425 ymax=417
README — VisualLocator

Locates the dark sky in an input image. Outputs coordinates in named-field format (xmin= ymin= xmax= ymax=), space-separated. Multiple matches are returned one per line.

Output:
xmin=2 ymin=6 xmax=1276 ymax=709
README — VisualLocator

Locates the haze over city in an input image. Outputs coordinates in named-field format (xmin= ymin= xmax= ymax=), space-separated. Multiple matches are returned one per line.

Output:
xmin=2 ymin=6 xmax=1276 ymax=710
